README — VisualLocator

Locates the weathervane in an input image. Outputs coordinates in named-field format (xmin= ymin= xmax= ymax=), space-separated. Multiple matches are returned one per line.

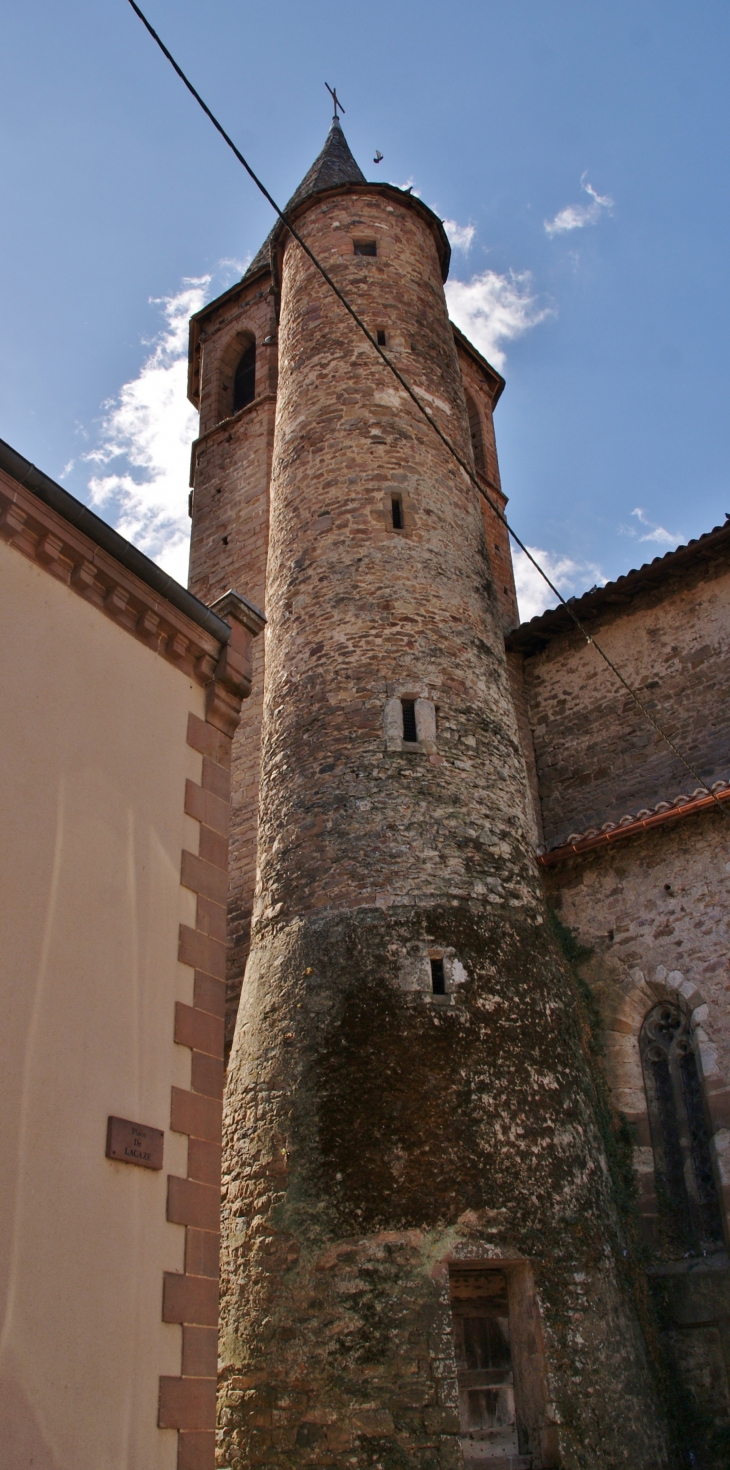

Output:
xmin=325 ymin=82 xmax=344 ymax=119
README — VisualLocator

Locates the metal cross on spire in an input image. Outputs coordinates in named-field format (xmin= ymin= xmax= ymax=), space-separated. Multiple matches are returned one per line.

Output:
xmin=325 ymin=82 xmax=345 ymax=119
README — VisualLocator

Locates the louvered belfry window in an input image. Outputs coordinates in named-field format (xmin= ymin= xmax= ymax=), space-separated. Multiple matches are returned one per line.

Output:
xmin=640 ymin=1003 xmax=724 ymax=1252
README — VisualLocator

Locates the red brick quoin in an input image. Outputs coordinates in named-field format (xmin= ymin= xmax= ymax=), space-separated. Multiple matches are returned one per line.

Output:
xmin=159 ymin=593 xmax=264 ymax=1470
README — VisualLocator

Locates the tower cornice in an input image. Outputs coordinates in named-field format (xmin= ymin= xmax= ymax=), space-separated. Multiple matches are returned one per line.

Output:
xmin=451 ymin=321 xmax=505 ymax=407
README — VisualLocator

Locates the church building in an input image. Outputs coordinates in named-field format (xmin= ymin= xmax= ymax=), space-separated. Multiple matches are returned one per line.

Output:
xmin=186 ymin=115 xmax=730 ymax=1468
xmin=1 ymin=112 xmax=729 ymax=1470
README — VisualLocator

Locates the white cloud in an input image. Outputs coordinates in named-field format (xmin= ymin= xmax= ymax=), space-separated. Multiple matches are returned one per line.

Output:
xmin=390 ymin=177 xmax=420 ymax=196
xmin=626 ymin=507 xmax=684 ymax=547
xmin=445 ymin=269 xmax=551 ymax=370
xmin=443 ymin=219 xmax=475 ymax=252
xmin=219 ymin=256 xmax=250 ymax=278
xmin=84 ymin=278 xmax=209 ymax=585
xmin=512 ymin=544 xmax=604 ymax=623
xmin=544 ymin=175 xmax=613 ymax=237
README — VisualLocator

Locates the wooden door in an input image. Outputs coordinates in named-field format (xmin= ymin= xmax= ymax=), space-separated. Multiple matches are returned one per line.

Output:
xmin=451 ymin=1269 xmax=524 ymax=1464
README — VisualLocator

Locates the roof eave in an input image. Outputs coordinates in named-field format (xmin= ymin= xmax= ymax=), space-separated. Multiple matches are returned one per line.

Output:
xmin=0 ymin=438 xmax=235 ymax=643
xmin=506 ymin=520 xmax=730 ymax=655
xmin=451 ymin=322 xmax=506 ymax=407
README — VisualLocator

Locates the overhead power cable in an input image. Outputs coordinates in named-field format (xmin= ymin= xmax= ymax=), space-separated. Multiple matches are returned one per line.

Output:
xmin=124 ymin=0 xmax=726 ymax=818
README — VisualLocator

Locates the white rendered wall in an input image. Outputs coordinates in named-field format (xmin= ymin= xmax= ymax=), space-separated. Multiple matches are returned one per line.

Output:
xmin=0 ymin=539 xmax=204 ymax=1470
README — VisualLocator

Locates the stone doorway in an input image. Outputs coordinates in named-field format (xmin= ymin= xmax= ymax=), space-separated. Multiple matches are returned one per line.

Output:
xmin=450 ymin=1267 xmax=534 ymax=1468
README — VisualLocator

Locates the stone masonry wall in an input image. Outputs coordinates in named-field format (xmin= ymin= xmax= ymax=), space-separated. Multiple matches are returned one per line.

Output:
xmin=188 ymin=278 xmax=521 ymax=1049
xmin=254 ymin=187 xmax=536 ymax=923
xmin=454 ymin=340 xmax=518 ymax=635
xmin=506 ymin=650 xmax=544 ymax=847
xmin=516 ymin=552 xmax=730 ymax=850
xmin=509 ymin=534 xmax=730 ymax=1196
xmin=543 ymin=814 xmax=730 ymax=1464
xmin=188 ymin=276 xmax=276 ymax=1048
xmin=218 ymin=183 xmax=670 ymax=1470
xmin=544 ymin=813 xmax=730 ymax=1238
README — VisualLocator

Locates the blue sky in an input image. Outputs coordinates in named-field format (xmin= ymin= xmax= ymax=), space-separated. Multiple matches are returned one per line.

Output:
xmin=1 ymin=0 xmax=728 ymax=616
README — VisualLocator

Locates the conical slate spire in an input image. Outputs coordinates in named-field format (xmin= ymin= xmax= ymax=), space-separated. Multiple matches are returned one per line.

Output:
xmin=285 ymin=115 xmax=366 ymax=211
xmin=242 ymin=118 xmax=366 ymax=281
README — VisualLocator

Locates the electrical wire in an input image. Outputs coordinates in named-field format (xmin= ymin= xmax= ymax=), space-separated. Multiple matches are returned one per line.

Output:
xmin=124 ymin=0 xmax=726 ymax=817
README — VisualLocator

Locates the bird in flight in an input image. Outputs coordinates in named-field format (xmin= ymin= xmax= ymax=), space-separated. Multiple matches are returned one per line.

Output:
xmin=373 ymin=149 xmax=383 ymax=164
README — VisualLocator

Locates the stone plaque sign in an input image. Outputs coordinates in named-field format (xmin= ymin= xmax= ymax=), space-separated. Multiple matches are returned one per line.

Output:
xmin=105 ymin=1116 xmax=164 ymax=1171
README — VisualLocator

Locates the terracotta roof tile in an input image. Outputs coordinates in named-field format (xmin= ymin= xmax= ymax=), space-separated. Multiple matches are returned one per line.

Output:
xmin=537 ymin=779 xmax=730 ymax=864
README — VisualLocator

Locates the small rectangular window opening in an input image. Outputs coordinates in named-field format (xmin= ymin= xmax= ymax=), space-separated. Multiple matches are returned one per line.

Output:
xmin=354 ymin=240 xmax=377 ymax=256
xmin=430 ymin=957 xmax=446 ymax=995
xmin=401 ymin=698 xmax=418 ymax=743
xmin=391 ymin=495 xmax=404 ymax=530
xmin=376 ymin=328 xmax=387 ymax=346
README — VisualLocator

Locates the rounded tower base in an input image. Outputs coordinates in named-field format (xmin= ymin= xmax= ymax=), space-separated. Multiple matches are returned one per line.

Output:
xmin=219 ymin=904 xmax=669 ymax=1469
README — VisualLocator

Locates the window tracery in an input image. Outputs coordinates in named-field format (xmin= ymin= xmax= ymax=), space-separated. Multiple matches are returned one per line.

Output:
xmin=640 ymin=1003 xmax=724 ymax=1252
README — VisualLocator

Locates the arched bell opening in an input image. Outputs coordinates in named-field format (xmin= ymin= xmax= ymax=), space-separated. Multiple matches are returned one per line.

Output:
xmin=232 ymin=341 xmax=256 ymax=414
xmin=215 ymin=331 xmax=257 ymax=423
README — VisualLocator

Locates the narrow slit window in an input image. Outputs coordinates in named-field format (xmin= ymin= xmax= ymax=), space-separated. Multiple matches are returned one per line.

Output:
xmin=430 ymin=958 xmax=446 ymax=995
xmin=354 ymin=240 xmax=377 ymax=256
xmin=233 ymin=343 xmax=256 ymax=413
xmin=401 ymin=699 xmax=418 ymax=743
xmin=377 ymin=329 xmax=387 ymax=346
xmin=391 ymin=495 xmax=404 ymax=530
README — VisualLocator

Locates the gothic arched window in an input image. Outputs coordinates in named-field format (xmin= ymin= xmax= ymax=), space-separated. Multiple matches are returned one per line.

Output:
xmin=233 ymin=342 xmax=256 ymax=413
xmin=466 ymin=392 xmax=485 ymax=476
xmin=640 ymin=1003 xmax=724 ymax=1252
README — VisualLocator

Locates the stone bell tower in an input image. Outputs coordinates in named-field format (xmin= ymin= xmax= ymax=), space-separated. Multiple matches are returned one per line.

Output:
xmin=188 ymin=118 xmax=670 ymax=1468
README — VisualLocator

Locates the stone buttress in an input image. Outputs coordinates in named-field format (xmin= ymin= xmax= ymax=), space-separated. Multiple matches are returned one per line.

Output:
xmin=207 ymin=124 xmax=670 ymax=1468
